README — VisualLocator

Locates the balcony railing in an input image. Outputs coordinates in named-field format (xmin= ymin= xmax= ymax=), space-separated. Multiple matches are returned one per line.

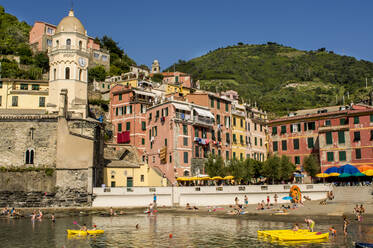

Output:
xmin=193 ymin=116 xmax=214 ymax=126
xmin=175 ymin=112 xmax=191 ymax=121
xmin=231 ymin=109 xmax=245 ymax=117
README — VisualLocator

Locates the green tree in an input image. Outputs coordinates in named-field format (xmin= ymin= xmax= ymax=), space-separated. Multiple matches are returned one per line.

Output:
xmin=261 ymin=155 xmax=281 ymax=184
xmin=151 ymin=73 xmax=164 ymax=83
xmin=303 ymin=154 xmax=320 ymax=180
xmin=279 ymin=155 xmax=296 ymax=181
xmin=88 ymin=65 xmax=107 ymax=82
xmin=227 ymin=159 xmax=244 ymax=184
xmin=205 ymin=155 xmax=226 ymax=177
xmin=241 ymin=159 xmax=255 ymax=184
xmin=34 ymin=52 xmax=49 ymax=73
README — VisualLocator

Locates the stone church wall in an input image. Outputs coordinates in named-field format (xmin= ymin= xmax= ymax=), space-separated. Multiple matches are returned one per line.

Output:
xmin=0 ymin=117 xmax=58 ymax=168
xmin=0 ymin=115 xmax=103 ymax=207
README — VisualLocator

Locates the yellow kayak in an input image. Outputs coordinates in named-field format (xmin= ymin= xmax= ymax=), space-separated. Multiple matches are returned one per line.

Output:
xmin=67 ymin=229 xmax=104 ymax=235
xmin=258 ymin=229 xmax=309 ymax=236
xmin=276 ymin=232 xmax=329 ymax=241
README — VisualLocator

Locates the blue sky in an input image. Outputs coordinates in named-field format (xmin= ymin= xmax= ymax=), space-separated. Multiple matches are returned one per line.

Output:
xmin=2 ymin=0 xmax=373 ymax=69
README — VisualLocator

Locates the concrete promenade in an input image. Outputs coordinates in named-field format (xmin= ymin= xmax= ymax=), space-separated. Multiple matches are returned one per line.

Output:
xmin=92 ymin=184 xmax=332 ymax=207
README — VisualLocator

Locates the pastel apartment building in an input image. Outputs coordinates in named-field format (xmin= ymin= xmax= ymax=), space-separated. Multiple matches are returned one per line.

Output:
xmin=145 ymin=100 xmax=214 ymax=183
xmin=186 ymin=92 xmax=233 ymax=161
xmin=110 ymin=84 xmax=155 ymax=156
xmin=268 ymin=104 xmax=373 ymax=172
xmin=0 ymin=78 xmax=48 ymax=112
xmin=29 ymin=21 xmax=110 ymax=70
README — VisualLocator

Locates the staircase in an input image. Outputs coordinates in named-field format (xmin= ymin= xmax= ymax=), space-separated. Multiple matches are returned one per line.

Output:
xmin=332 ymin=186 xmax=373 ymax=203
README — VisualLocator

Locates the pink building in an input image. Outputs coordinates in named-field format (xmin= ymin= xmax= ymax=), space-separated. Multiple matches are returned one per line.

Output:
xmin=110 ymin=84 xmax=155 ymax=156
xmin=162 ymin=72 xmax=193 ymax=88
xmin=145 ymin=100 xmax=214 ymax=184
xmin=29 ymin=21 xmax=110 ymax=70
xmin=186 ymin=92 xmax=232 ymax=160
xmin=269 ymin=104 xmax=373 ymax=173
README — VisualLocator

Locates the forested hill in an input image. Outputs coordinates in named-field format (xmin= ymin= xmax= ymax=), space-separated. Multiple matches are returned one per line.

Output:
xmin=0 ymin=5 xmax=137 ymax=80
xmin=166 ymin=42 xmax=373 ymax=117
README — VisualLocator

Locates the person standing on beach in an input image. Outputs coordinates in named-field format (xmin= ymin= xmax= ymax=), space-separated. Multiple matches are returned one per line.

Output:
xmin=274 ymin=194 xmax=278 ymax=205
xmin=266 ymin=196 xmax=270 ymax=207
xmin=234 ymin=197 xmax=239 ymax=207
xmin=153 ymin=193 xmax=157 ymax=208
xmin=343 ymin=216 xmax=349 ymax=236
xmin=244 ymin=195 xmax=248 ymax=207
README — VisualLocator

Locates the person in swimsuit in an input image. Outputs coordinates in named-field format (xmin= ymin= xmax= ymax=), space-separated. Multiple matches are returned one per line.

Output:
xmin=343 ymin=216 xmax=349 ymax=236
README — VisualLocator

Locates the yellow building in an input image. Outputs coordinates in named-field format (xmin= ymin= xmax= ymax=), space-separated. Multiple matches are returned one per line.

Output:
xmin=104 ymin=144 xmax=166 ymax=187
xmin=104 ymin=163 xmax=166 ymax=187
xmin=0 ymin=78 xmax=48 ymax=111
xmin=165 ymin=84 xmax=191 ymax=96
xmin=231 ymin=103 xmax=248 ymax=160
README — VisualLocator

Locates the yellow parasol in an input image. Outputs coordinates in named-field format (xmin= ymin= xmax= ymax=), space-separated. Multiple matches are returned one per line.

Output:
xmin=358 ymin=165 xmax=373 ymax=172
xmin=211 ymin=176 xmax=224 ymax=180
xmin=223 ymin=176 xmax=234 ymax=180
xmin=316 ymin=173 xmax=330 ymax=178
xmin=363 ymin=169 xmax=373 ymax=176
xmin=328 ymin=173 xmax=340 ymax=177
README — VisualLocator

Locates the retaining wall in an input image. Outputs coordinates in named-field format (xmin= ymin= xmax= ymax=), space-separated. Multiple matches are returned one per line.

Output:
xmin=92 ymin=184 xmax=332 ymax=207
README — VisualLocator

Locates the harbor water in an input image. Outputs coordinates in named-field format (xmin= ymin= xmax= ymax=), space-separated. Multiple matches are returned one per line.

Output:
xmin=1 ymin=214 xmax=372 ymax=247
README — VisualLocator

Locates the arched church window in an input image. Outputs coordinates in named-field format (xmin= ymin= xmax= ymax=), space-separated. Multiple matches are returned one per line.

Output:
xmin=53 ymin=68 xmax=56 ymax=80
xmin=25 ymin=148 xmax=35 ymax=164
xmin=79 ymin=41 xmax=82 ymax=50
xmin=66 ymin=39 xmax=71 ymax=49
xmin=183 ymin=170 xmax=190 ymax=176
xmin=79 ymin=69 xmax=82 ymax=81
xmin=65 ymin=67 xmax=70 ymax=79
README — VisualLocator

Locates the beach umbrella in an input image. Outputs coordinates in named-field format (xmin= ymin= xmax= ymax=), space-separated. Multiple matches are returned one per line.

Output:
xmin=223 ymin=176 xmax=234 ymax=180
xmin=338 ymin=164 xmax=360 ymax=174
xmin=329 ymin=173 xmax=340 ymax=177
xmin=358 ymin=165 xmax=373 ymax=172
xmin=339 ymin=173 xmax=352 ymax=178
xmin=316 ymin=173 xmax=330 ymax=178
xmin=282 ymin=196 xmax=293 ymax=200
xmin=324 ymin=167 xmax=339 ymax=174
xmin=211 ymin=176 xmax=223 ymax=180
xmin=353 ymin=172 xmax=366 ymax=177
xmin=363 ymin=169 xmax=373 ymax=176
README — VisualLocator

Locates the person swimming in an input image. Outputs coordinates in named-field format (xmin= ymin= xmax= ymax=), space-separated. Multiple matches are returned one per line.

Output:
xmin=329 ymin=226 xmax=337 ymax=236
xmin=80 ymin=224 xmax=87 ymax=231
xmin=292 ymin=223 xmax=299 ymax=231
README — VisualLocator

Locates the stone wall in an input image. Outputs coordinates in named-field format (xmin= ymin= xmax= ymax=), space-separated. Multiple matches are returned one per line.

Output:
xmin=0 ymin=117 xmax=58 ymax=168
xmin=0 ymin=114 xmax=104 ymax=207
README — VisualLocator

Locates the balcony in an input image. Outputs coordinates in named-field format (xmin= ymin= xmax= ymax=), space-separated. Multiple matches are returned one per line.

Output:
xmin=231 ymin=109 xmax=245 ymax=117
xmin=193 ymin=116 xmax=214 ymax=126
xmin=175 ymin=112 xmax=191 ymax=121
xmin=318 ymin=124 xmax=349 ymax=133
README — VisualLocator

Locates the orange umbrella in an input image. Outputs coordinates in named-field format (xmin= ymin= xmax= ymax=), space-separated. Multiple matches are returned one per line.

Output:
xmin=358 ymin=165 xmax=373 ymax=172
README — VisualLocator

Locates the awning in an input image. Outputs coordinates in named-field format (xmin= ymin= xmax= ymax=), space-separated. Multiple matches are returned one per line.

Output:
xmin=194 ymin=108 xmax=215 ymax=119
xmin=133 ymin=90 xmax=155 ymax=97
xmin=172 ymin=103 xmax=190 ymax=112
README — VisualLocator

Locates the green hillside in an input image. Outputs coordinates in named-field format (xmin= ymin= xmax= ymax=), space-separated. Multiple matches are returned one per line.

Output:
xmin=167 ymin=42 xmax=373 ymax=117
xmin=0 ymin=5 xmax=136 ymax=80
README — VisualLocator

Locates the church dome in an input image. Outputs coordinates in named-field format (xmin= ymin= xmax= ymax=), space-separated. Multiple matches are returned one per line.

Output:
xmin=56 ymin=10 xmax=85 ymax=34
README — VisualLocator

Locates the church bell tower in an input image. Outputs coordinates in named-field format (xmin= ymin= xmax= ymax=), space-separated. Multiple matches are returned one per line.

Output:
xmin=48 ymin=9 xmax=89 ymax=118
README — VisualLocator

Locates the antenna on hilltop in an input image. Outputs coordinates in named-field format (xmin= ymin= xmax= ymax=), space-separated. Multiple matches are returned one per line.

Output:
xmin=70 ymin=0 xmax=74 ymax=10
